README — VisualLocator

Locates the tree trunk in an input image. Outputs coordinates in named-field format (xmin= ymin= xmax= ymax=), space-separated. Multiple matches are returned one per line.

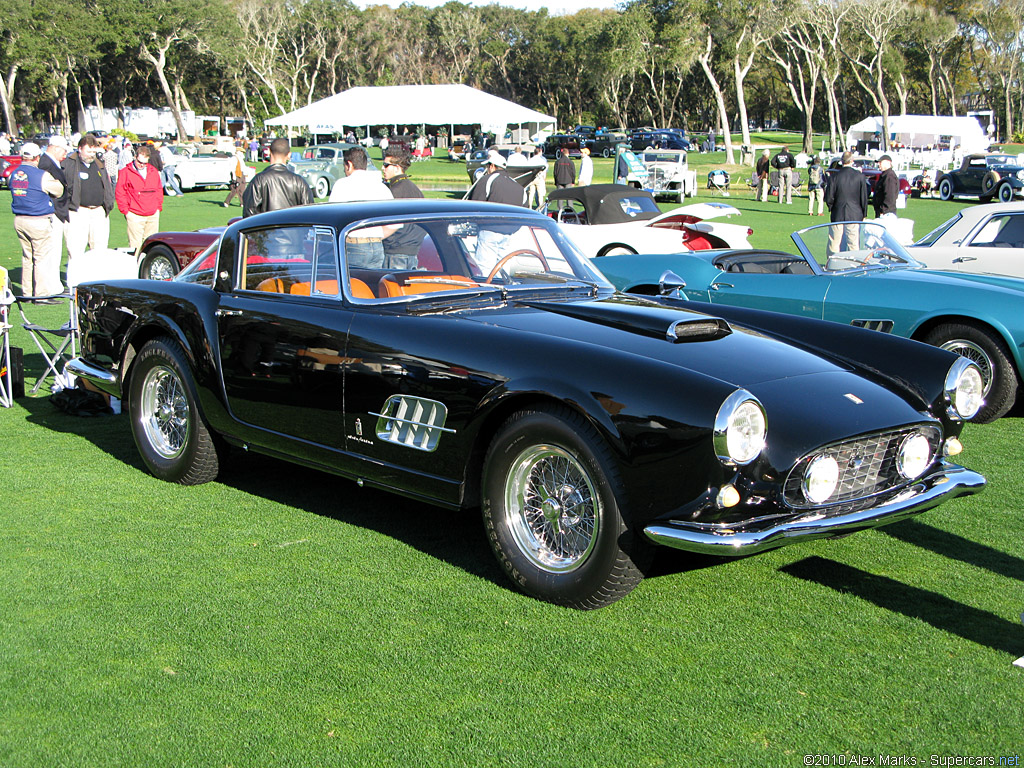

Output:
xmin=140 ymin=40 xmax=191 ymax=140
xmin=698 ymin=34 xmax=735 ymax=165
xmin=0 ymin=64 xmax=19 ymax=135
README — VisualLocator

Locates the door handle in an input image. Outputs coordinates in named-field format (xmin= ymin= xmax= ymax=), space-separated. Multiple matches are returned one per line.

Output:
xmin=215 ymin=309 xmax=242 ymax=317
xmin=952 ymin=256 xmax=977 ymax=263
xmin=711 ymin=282 xmax=734 ymax=290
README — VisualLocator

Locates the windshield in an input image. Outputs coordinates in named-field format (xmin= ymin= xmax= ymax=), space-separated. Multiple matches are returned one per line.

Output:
xmin=792 ymin=221 xmax=923 ymax=272
xmin=987 ymin=155 xmax=1016 ymax=166
xmin=914 ymin=213 xmax=962 ymax=247
xmin=641 ymin=152 xmax=685 ymax=164
xmin=174 ymin=240 xmax=219 ymax=286
xmin=343 ymin=213 xmax=611 ymax=304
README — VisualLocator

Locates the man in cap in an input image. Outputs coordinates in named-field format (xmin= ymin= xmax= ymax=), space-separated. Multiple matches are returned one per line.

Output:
xmin=468 ymin=149 xmax=526 ymax=206
xmin=10 ymin=143 xmax=64 ymax=297
xmin=872 ymin=154 xmax=900 ymax=219
xmin=467 ymin=149 xmax=527 ymax=274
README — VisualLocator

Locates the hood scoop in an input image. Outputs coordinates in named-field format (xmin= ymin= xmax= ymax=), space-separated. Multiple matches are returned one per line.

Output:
xmin=522 ymin=295 xmax=732 ymax=343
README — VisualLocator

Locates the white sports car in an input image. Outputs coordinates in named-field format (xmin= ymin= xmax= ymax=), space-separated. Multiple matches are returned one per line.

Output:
xmin=542 ymin=184 xmax=753 ymax=258
xmin=908 ymin=202 xmax=1024 ymax=278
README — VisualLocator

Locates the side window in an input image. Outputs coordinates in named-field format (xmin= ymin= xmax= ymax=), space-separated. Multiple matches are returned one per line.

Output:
xmin=239 ymin=225 xmax=314 ymax=293
xmin=971 ymin=214 xmax=1024 ymax=248
xmin=311 ymin=230 xmax=340 ymax=296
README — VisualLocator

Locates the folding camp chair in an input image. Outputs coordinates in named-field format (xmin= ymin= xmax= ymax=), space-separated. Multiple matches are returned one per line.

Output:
xmin=706 ymin=169 xmax=731 ymax=196
xmin=0 ymin=267 xmax=16 ymax=407
xmin=15 ymin=292 xmax=75 ymax=395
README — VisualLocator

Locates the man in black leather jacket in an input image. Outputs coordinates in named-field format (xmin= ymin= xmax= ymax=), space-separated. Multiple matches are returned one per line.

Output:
xmin=242 ymin=138 xmax=313 ymax=217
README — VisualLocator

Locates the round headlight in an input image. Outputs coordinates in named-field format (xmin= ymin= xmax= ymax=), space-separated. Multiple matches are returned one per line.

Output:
xmin=897 ymin=433 xmax=932 ymax=480
xmin=802 ymin=455 xmax=840 ymax=504
xmin=714 ymin=390 xmax=766 ymax=466
xmin=944 ymin=357 xmax=984 ymax=420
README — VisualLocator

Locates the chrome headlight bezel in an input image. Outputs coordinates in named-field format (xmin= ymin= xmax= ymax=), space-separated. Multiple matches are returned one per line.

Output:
xmin=714 ymin=390 xmax=767 ymax=466
xmin=944 ymin=357 xmax=984 ymax=421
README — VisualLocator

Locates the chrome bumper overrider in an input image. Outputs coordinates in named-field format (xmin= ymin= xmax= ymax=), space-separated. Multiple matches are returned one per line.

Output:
xmin=644 ymin=464 xmax=985 ymax=556
xmin=66 ymin=357 xmax=119 ymax=396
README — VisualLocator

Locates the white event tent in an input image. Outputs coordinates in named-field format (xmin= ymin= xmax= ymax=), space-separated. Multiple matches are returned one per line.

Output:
xmin=265 ymin=84 xmax=557 ymax=139
xmin=846 ymin=115 xmax=990 ymax=154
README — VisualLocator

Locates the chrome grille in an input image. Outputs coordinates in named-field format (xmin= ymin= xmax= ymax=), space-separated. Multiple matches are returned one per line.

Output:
xmin=783 ymin=425 xmax=941 ymax=509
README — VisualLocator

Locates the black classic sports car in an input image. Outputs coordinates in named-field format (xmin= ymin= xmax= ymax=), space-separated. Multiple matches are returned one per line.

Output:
xmin=936 ymin=153 xmax=1024 ymax=203
xmin=69 ymin=200 xmax=985 ymax=608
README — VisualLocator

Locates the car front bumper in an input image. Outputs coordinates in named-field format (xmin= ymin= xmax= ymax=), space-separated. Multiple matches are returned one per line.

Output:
xmin=643 ymin=462 xmax=984 ymax=556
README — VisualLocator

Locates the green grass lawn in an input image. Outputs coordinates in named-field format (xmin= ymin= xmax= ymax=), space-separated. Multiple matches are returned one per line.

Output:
xmin=1 ymin=165 xmax=1022 ymax=766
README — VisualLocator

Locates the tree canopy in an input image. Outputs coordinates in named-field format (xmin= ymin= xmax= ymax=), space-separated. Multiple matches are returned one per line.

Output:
xmin=0 ymin=0 xmax=1015 ymax=148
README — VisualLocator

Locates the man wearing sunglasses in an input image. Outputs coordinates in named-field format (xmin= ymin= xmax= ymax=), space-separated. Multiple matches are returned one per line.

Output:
xmin=381 ymin=148 xmax=425 ymax=270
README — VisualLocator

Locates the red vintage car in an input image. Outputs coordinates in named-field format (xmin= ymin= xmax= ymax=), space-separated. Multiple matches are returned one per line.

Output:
xmin=0 ymin=154 xmax=23 ymax=188
xmin=137 ymin=222 xmax=237 ymax=279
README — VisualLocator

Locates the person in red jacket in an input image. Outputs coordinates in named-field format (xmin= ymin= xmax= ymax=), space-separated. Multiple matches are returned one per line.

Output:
xmin=115 ymin=144 xmax=163 ymax=255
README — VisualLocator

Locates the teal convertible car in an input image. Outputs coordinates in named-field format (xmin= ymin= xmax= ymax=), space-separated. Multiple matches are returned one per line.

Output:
xmin=597 ymin=220 xmax=1024 ymax=422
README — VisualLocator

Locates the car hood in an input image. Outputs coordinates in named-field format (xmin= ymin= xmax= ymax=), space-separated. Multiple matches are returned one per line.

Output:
xmin=468 ymin=293 xmax=848 ymax=389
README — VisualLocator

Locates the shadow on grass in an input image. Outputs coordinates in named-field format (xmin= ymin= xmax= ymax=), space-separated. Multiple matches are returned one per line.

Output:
xmin=18 ymin=393 xmax=140 ymax=467
xmin=214 ymin=450 xmax=508 ymax=589
xmin=781 ymin=555 xmax=1023 ymax=656
xmin=879 ymin=519 xmax=1024 ymax=581
xmin=18 ymin=393 xmax=510 ymax=590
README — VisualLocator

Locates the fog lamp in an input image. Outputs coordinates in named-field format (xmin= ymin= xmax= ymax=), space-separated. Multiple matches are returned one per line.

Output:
xmin=943 ymin=437 xmax=963 ymax=458
xmin=897 ymin=433 xmax=932 ymax=480
xmin=802 ymin=455 xmax=839 ymax=504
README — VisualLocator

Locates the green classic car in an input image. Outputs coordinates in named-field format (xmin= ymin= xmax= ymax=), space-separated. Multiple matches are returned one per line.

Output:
xmin=597 ymin=220 xmax=1024 ymax=423
xmin=288 ymin=142 xmax=370 ymax=199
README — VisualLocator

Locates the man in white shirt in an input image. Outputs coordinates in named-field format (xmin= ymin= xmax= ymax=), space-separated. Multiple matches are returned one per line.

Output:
xmin=329 ymin=146 xmax=393 ymax=268
xmin=578 ymin=146 xmax=594 ymax=186
xmin=507 ymin=145 xmax=528 ymax=166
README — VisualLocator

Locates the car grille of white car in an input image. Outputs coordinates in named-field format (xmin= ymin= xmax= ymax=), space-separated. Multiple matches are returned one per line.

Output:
xmin=783 ymin=425 xmax=942 ymax=509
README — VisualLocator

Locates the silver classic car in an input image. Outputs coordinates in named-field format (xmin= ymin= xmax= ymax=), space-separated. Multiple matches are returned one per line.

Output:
xmin=171 ymin=152 xmax=238 ymax=191
xmin=288 ymin=142 xmax=368 ymax=199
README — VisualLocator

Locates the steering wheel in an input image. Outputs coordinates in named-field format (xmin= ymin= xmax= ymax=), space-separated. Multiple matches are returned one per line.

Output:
xmin=556 ymin=208 xmax=583 ymax=225
xmin=485 ymin=249 xmax=550 ymax=283
xmin=867 ymin=247 xmax=898 ymax=263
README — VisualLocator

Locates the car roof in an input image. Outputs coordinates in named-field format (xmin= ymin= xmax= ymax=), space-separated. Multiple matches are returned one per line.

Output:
xmin=225 ymin=199 xmax=546 ymax=233
xmin=546 ymin=184 xmax=660 ymax=224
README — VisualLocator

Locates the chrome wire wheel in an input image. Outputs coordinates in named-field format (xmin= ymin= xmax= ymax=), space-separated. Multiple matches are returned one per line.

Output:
xmin=504 ymin=444 xmax=599 ymax=573
xmin=940 ymin=339 xmax=994 ymax=396
xmin=146 ymin=255 xmax=175 ymax=281
xmin=139 ymin=364 xmax=190 ymax=459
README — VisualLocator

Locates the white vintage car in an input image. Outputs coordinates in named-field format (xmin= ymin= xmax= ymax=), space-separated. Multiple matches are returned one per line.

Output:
xmin=542 ymin=184 xmax=752 ymax=258
xmin=630 ymin=150 xmax=697 ymax=201
xmin=908 ymin=202 xmax=1024 ymax=278
xmin=170 ymin=152 xmax=237 ymax=191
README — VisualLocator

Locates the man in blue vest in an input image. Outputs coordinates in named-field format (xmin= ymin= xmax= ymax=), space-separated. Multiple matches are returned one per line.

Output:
xmin=10 ymin=143 xmax=65 ymax=297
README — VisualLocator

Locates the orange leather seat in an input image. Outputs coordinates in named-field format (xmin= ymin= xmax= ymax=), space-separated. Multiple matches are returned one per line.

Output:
xmin=377 ymin=274 xmax=479 ymax=298
xmin=290 ymin=280 xmax=340 ymax=296
xmin=256 ymin=277 xmax=287 ymax=293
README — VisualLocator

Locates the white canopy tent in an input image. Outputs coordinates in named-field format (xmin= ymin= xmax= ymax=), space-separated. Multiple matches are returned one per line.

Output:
xmin=846 ymin=115 xmax=990 ymax=154
xmin=265 ymin=84 xmax=557 ymax=140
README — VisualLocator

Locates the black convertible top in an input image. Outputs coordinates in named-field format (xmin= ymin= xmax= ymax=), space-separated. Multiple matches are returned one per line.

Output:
xmin=546 ymin=184 xmax=662 ymax=225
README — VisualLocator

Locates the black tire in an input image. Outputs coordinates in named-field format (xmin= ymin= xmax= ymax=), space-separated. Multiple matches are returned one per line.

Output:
xmin=997 ymin=182 xmax=1015 ymax=204
xmin=481 ymin=405 xmax=650 ymax=608
xmin=601 ymin=147 xmax=611 ymax=158
xmin=173 ymin=175 xmax=184 ymax=192
xmin=938 ymin=177 xmax=953 ymax=201
xmin=315 ymin=176 xmax=330 ymax=198
xmin=139 ymin=245 xmax=179 ymax=280
xmin=128 ymin=338 xmax=221 ymax=484
xmin=923 ymin=322 xmax=1018 ymax=423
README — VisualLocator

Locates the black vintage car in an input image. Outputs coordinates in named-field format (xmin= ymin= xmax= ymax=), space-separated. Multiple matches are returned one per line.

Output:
xmin=936 ymin=153 xmax=1024 ymax=203
xmin=69 ymin=200 xmax=985 ymax=608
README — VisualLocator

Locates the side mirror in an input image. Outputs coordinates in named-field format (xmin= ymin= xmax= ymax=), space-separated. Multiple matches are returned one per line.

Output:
xmin=659 ymin=270 xmax=687 ymax=298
